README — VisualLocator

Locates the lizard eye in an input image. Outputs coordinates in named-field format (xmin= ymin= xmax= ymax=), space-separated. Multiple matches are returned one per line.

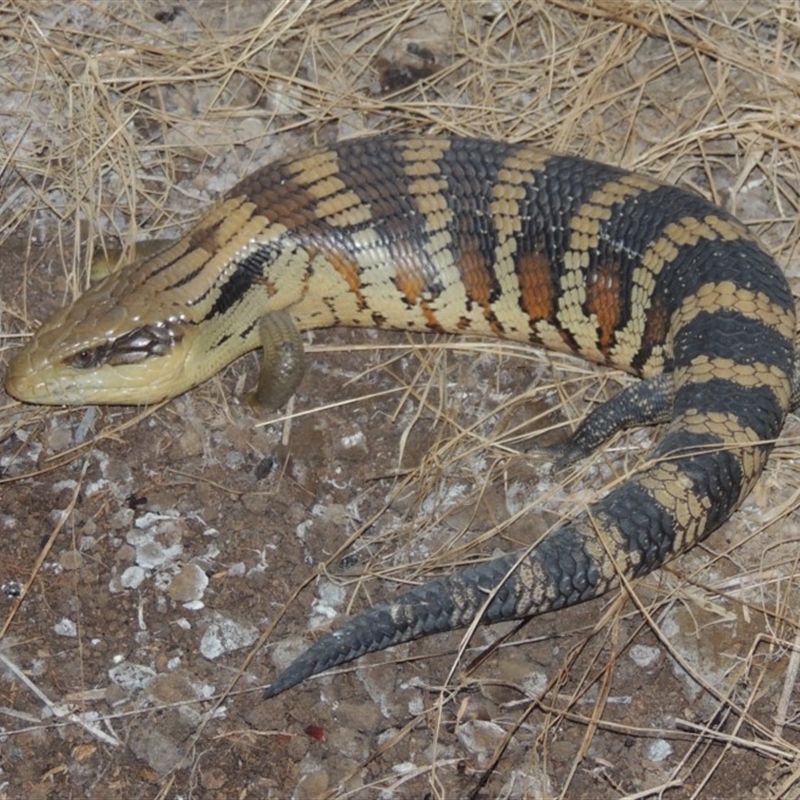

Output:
xmin=63 ymin=322 xmax=183 ymax=370
xmin=67 ymin=348 xmax=105 ymax=369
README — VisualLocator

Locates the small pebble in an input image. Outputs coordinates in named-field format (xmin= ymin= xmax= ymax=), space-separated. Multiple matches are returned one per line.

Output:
xmin=167 ymin=563 xmax=209 ymax=603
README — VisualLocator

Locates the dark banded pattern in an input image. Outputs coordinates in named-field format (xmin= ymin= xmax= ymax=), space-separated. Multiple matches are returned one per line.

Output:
xmin=4 ymin=135 xmax=795 ymax=702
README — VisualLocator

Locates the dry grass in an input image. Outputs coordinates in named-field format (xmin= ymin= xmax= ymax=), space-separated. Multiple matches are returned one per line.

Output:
xmin=2 ymin=1 xmax=800 ymax=798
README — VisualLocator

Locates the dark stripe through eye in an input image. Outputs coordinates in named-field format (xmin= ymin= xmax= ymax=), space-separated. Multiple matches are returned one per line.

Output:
xmin=66 ymin=322 xmax=183 ymax=369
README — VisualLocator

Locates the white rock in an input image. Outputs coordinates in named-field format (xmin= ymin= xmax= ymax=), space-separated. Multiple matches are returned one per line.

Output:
xmin=199 ymin=612 xmax=258 ymax=659
xmin=54 ymin=618 xmax=77 ymax=637
xmin=120 ymin=565 xmax=146 ymax=589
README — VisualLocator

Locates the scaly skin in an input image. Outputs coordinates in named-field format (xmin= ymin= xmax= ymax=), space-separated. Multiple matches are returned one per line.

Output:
xmin=4 ymin=135 xmax=795 ymax=700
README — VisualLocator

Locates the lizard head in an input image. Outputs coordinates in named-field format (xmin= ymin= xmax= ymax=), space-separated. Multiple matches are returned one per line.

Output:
xmin=4 ymin=266 xmax=201 ymax=406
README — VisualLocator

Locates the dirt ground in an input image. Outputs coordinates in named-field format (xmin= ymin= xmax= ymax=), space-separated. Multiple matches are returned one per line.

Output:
xmin=2 ymin=2 xmax=800 ymax=798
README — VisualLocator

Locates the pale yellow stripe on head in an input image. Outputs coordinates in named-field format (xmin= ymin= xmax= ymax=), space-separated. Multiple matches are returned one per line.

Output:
xmin=167 ymin=195 xmax=247 ymax=259
xmin=135 ymin=196 xmax=249 ymax=300
xmin=198 ymin=195 xmax=248 ymax=227
xmin=135 ymin=249 xmax=210 ymax=325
